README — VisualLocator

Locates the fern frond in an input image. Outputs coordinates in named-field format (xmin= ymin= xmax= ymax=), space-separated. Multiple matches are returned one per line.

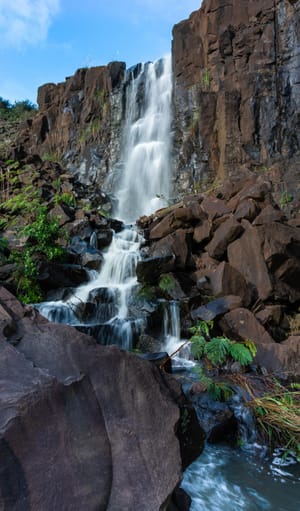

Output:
xmin=204 ymin=336 xmax=231 ymax=366
xmin=229 ymin=342 xmax=254 ymax=366
xmin=190 ymin=335 xmax=206 ymax=360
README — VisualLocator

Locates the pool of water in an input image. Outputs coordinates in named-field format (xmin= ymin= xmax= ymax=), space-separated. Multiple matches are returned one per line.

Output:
xmin=181 ymin=445 xmax=300 ymax=511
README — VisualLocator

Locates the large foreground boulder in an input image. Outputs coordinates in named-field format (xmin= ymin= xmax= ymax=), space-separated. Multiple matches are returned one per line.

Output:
xmin=0 ymin=287 xmax=204 ymax=511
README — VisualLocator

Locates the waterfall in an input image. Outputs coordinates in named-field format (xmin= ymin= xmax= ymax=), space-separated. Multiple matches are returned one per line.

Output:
xmin=116 ymin=55 xmax=173 ymax=222
xmin=37 ymin=55 xmax=173 ymax=351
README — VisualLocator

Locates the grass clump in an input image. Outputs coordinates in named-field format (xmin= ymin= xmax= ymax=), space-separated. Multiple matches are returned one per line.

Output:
xmin=247 ymin=380 xmax=300 ymax=460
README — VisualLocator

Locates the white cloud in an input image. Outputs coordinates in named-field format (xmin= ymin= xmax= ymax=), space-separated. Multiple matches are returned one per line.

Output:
xmin=0 ymin=0 xmax=60 ymax=48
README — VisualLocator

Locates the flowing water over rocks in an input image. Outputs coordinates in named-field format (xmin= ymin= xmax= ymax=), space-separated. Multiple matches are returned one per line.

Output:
xmin=37 ymin=55 xmax=173 ymax=351
xmin=181 ymin=445 xmax=300 ymax=511
xmin=32 ymin=53 xmax=300 ymax=511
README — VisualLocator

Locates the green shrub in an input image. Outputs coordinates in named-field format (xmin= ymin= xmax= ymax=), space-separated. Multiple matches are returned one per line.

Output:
xmin=0 ymin=97 xmax=36 ymax=121
xmin=11 ymin=206 xmax=67 ymax=303
xmin=189 ymin=320 xmax=256 ymax=368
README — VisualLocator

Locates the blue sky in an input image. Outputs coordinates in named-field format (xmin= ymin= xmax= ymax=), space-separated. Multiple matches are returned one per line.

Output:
xmin=0 ymin=0 xmax=201 ymax=104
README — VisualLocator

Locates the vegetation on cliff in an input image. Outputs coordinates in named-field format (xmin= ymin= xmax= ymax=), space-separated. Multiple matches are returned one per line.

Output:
xmin=0 ymin=97 xmax=36 ymax=121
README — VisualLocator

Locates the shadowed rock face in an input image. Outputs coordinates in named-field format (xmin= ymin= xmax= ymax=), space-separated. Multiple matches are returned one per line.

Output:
xmin=0 ymin=286 xmax=204 ymax=511
xmin=172 ymin=0 xmax=300 ymax=194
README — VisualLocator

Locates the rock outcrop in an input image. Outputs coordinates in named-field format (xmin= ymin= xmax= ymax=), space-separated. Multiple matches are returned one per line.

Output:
xmin=16 ymin=62 xmax=126 ymax=187
xmin=137 ymin=175 xmax=300 ymax=381
xmin=172 ymin=0 xmax=300 ymax=201
xmin=0 ymin=286 xmax=204 ymax=510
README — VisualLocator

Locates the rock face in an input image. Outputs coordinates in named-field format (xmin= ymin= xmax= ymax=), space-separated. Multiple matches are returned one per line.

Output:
xmin=17 ymin=62 xmax=126 ymax=187
xmin=172 ymin=0 xmax=300 ymax=197
xmin=9 ymin=1 xmax=299 ymax=206
xmin=0 ymin=286 xmax=204 ymax=510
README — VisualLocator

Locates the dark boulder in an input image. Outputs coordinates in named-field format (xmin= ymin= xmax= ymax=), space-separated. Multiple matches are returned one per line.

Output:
xmin=227 ymin=222 xmax=272 ymax=301
xmin=136 ymin=255 xmax=175 ymax=285
xmin=37 ymin=263 xmax=89 ymax=290
xmin=254 ymin=336 xmax=300 ymax=381
xmin=191 ymin=295 xmax=243 ymax=322
xmin=219 ymin=308 xmax=275 ymax=345
xmin=205 ymin=216 xmax=244 ymax=260
xmin=0 ymin=287 xmax=205 ymax=510
xmin=208 ymin=261 xmax=252 ymax=307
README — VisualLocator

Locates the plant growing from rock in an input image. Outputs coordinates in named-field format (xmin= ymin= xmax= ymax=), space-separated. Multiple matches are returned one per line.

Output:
xmin=12 ymin=206 xmax=67 ymax=303
xmin=158 ymin=273 xmax=176 ymax=293
xmin=189 ymin=320 xmax=256 ymax=368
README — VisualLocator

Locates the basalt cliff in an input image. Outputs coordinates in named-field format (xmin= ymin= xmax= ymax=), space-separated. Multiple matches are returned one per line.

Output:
xmin=13 ymin=0 xmax=300 ymax=205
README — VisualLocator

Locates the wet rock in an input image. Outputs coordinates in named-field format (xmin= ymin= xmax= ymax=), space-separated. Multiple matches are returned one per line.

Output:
xmin=96 ymin=229 xmax=113 ymax=248
xmin=68 ymin=236 xmax=88 ymax=256
xmin=37 ymin=263 xmax=89 ymax=290
xmin=191 ymin=295 xmax=243 ymax=321
xmin=136 ymin=255 xmax=176 ymax=285
xmin=165 ymin=486 xmax=192 ymax=511
xmin=137 ymin=333 xmax=162 ymax=353
xmin=220 ymin=308 xmax=275 ymax=344
xmin=65 ymin=218 xmax=92 ymax=239
xmin=79 ymin=249 xmax=103 ymax=270
xmin=205 ymin=216 xmax=244 ymax=259
xmin=138 ymin=351 xmax=172 ymax=373
xmin=189 ymin=391 xmax=238 ymax=444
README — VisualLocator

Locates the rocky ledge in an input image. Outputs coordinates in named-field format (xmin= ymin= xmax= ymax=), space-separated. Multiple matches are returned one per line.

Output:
xmin=0 ymin=286 xmax=204 ymax=511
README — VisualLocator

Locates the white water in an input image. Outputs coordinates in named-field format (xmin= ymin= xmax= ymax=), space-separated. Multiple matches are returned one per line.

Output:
xmin=37 ymin=55 xmax=173 ymax=350
xmin=116 ymin=56 xmax=172 ymax=223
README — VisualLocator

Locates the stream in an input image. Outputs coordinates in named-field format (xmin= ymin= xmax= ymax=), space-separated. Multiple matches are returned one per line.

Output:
xmin=36 ymin=55 xmax=299 ymax=510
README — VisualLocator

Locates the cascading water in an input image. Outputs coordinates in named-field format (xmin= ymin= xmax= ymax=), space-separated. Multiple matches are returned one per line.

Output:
xmin=37 ymin=55 xmax=173 ymax=350
xmin=116 ymin=56 xmax=172 ymax=223
xmin=34 ymin=52 xmax=300 ymax=509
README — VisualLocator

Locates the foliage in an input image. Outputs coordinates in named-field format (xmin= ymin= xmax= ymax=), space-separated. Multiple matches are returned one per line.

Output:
xmin=23 ymin=206 xmax=65 ymax=260
xmin=2 ymin=185 xmax=40 ymax=215
xmin=247 ymin=380 xmax=300 ymax=461
xmin=41 ymin=151 xmax=62 ymax=163
xmin=194 ymin=367 xmax=234 ymax=401
xmin=137 ymin=285 xmax=155 ymax=301
xmin=201 ymin=69 xmax=211 ymax=90
xmin=11 ymin=206 xmax=67 ymax=303
xmin=279 ymin=191 xmax=293 ymax=209
xmin=158 ymin=274 xmax=176 ymax=293
xmin=0 ymin=97 xmax=37 ymax=121
xmin=0 ymin=236 xmax=9 ymax=264
xmin=54 ymin=191 xmax=76 ymax=207
xmin=189 ymin=320 xmax=256 ymax=368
